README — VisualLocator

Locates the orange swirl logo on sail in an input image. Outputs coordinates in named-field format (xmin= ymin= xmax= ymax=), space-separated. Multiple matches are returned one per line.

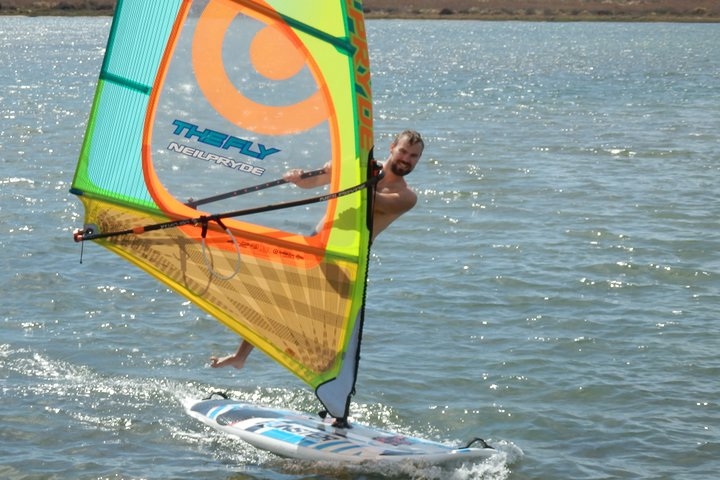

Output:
xmin=192 ymin=0 xmax=329 ymax=136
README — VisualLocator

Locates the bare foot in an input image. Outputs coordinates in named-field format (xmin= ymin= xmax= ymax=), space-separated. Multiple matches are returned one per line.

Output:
xmin=209 ymin=354 xmax=245 ymax=369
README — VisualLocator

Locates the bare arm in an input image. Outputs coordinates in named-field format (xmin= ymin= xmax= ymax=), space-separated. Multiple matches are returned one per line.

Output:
xmin=284 ymin=161 xmax=331 ymax=189
xmin=209 ymin=339 xmax=254 ymax=369
xmin=374 ymin=188 xmax=417 ymax=215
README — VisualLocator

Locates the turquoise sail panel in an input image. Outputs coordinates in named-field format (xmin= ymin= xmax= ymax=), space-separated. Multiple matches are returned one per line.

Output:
xmin=74 ymin=0 xmax=182 ymax=209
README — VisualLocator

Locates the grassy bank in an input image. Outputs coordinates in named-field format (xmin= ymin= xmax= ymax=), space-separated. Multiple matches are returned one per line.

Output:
xmin=364 ymin=0 xmax=720 ymax=22
xmin=1 ymin=0 xmax=719 ymax=22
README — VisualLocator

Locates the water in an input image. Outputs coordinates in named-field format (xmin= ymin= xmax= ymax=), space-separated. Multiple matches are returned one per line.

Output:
xmin=1 ymin=15 xmax=719 ymax=480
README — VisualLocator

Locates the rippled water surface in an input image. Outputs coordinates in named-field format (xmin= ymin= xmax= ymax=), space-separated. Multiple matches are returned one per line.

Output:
xmin=1 ymin=16 xmax=719 ymax=480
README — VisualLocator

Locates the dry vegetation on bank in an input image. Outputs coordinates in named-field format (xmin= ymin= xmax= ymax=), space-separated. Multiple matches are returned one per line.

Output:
xmin=1 ymin=0 xmax=719 ymax=21
xmin=1 ymin=0 xmax=113 ymax=15
xmin=365 ymin=0 xmax=720 ymax=21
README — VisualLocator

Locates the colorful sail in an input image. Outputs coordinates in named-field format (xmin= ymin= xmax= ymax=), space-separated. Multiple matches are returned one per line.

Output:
xmin=71 ymin=0 xmax=374 ymax=421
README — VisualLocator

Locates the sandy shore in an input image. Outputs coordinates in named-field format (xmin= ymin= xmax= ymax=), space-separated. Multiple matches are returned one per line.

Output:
xmin=2 ymin=0 xmax=719 ymax=22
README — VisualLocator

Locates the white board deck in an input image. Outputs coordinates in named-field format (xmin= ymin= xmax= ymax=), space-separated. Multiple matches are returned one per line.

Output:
xmin=184 ymin=396 xmax=496 ymax=464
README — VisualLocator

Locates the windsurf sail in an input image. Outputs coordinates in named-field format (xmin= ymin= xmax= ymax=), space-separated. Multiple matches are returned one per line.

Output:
xmin=70 ymin=0 xmax=375 ymax=421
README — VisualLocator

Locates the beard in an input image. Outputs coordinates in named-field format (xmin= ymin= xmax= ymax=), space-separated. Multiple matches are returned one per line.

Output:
xmin=390 ymin=160 xmax=413 ymax=177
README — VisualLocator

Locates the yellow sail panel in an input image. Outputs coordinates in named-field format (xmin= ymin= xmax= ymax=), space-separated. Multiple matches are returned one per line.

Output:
xmin=72 ymin=0 xmax=373 ymax=419
xmin=83 ymin=197 xmax=359 ymax=383
xmin=265 ymin=0 xmax=347 ymax=37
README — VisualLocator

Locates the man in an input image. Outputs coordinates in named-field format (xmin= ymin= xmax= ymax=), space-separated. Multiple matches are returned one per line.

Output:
xmin=209 ymin=130 xmax=424 ymax=369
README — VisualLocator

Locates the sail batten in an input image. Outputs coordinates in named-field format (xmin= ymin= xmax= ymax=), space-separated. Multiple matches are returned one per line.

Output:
xmin=99 ymin=72 xmax=152 ymax=95
xmin=232 ymin=0 xmax=356 ymax=54
xmin=72 ymin=0 xmax=373 ymax=420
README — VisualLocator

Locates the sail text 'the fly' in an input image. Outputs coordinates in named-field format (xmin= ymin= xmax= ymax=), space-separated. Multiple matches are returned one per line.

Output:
xmin=171 ymin=119 xmax=281 ymax=160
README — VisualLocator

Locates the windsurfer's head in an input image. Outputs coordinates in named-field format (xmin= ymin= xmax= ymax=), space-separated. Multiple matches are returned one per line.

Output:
xmin=388 ymin=130 xmax=424 ymax=177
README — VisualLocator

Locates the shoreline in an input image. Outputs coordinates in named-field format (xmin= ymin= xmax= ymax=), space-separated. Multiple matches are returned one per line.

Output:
xmin=1 ymin=2 xmax=718 ymax=23
xmin=365 ymin=13 xmax=720 ymax=23
xmin=3 ymin=12 xmax=719 ymax=23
